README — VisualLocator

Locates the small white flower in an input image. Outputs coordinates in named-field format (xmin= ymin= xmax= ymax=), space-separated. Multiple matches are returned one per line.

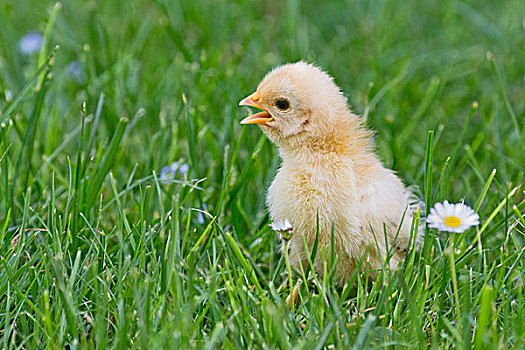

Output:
xmin=427 ymin=200 xmax=479 ymax=233
xmin=5 ymin=90 xmax=13 ymax=102
xmin=269 ymin=219 xmax=293 ymax=240
xmin=269 ymin=219 xmax=293 ymax=232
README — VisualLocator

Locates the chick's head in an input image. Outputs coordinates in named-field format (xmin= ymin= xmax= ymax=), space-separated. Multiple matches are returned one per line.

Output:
xmin=239 ymin=61 xmax=350 ymax=147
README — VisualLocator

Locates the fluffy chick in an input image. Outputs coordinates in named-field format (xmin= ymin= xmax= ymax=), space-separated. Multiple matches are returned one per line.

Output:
xmin=239 ymin=61 xmax=422 ymax=283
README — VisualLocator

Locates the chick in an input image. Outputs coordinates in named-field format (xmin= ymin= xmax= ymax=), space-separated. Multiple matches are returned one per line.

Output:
xmin=239 ymin=62 xmax=422 ymax=283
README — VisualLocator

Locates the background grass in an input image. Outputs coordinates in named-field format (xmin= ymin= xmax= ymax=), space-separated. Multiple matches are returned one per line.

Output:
xmin=0 ymin=0 xmax=524 ymax=348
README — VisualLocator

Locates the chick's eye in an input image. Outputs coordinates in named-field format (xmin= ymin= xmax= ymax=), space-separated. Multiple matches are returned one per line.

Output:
xmin=275 ymin=99 xmax=290 ymax=110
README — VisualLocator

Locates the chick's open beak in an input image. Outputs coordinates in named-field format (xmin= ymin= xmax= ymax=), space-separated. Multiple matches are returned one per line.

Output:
xmin=239 ymin=93 xmax=274 ymax=125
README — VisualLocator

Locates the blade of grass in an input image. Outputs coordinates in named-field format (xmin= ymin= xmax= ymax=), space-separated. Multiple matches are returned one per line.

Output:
xmin=36 ymin=2 xmax=61 ymax=90
xmin=487 ymin=52 xmax=521 ymax=138
xmin=474 ymin=285 xmax=493 ymax=348
xmin=424 ymin=130 xmax=434 ymax=216
xmin=70 ymin=102 xmax=86 ymax=252
xmin=470 ymin=186 xmax=519 ymax=250
xmin=0 ymin=48 xmax=58 ymax=125
xmin=13 ymin=54 xmax=56 ymax=195
xmin=183 ymin=93 xmax=199 ymax=177
xmin=474 ymin=169 xmax=496 ymax=212
xmin=86 ymin=117 xmax=129 ymax=207
xmin=224 ymin=231 xmax=264 ymax=295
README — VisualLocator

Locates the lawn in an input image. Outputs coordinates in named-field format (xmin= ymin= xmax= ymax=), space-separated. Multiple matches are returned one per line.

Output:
xmin=0 ymin=0 xmax=524 ymax=348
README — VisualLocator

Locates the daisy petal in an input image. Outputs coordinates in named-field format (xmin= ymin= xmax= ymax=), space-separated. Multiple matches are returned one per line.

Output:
xmin=426 ymin=201 xmax=479 ymax=233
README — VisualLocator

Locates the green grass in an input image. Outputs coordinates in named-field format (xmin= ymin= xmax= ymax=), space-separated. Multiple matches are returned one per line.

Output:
xmin=1 ymin=0 xmax=524 ymax=348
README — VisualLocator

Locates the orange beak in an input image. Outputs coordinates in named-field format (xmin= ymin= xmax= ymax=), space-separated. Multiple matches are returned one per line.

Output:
xmin=239 ymin=93 xmax=274 ymax=125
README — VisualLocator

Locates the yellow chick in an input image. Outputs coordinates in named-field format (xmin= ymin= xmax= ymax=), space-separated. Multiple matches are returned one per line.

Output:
xmin=239 ymin=62 xmax=422 ymax=283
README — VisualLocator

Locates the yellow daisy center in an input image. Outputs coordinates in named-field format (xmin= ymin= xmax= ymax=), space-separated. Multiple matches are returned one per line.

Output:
xmin=444 ymin=216 xmax=461 ymax=228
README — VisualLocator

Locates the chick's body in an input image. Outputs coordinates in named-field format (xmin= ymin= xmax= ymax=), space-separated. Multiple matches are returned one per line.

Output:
xmin=240 ymin=62 xmax=421 ymax=283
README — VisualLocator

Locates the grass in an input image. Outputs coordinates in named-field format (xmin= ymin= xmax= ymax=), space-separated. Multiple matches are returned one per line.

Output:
xmin=0 ymin=0 xmax=524 ymax=348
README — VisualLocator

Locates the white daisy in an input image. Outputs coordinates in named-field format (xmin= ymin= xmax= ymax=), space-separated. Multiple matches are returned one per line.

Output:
xmin=427 ymin=200 xmax=479 ymax=233
xmin=269 ymin=219 xmax=293 ymax=240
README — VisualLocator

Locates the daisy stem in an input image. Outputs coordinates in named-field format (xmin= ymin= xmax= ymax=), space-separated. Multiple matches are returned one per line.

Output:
xmin=284 ymin=239 xmax=294 ymax=311
xmin=447 ymin=238 xmax=461 ymax=324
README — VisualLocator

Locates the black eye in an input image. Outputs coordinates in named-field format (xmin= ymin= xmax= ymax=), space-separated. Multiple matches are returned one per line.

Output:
xmin=275 ymin=99 xmax=290 ymax=110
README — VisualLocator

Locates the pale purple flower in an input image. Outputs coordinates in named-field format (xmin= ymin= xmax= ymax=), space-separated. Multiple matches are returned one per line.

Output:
xmin=19 ymin=31 xmax=43 ymax=55
xmin=160 ymin=161 xmax=179 ymax=180
xmin=66 ymin=61 xmax=85 ymax=84
xmin=197 ymin=204 xmax=208 ymax=224
xmin=160 ymin=161 xmax=189 ymax=180
xmin=160 ymin=165 xmax=171 ymax=180
xmin=169 ymin=162 xmax=179 ymax=175
xmin=178 ymin=163 xmax=189 ymax=175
